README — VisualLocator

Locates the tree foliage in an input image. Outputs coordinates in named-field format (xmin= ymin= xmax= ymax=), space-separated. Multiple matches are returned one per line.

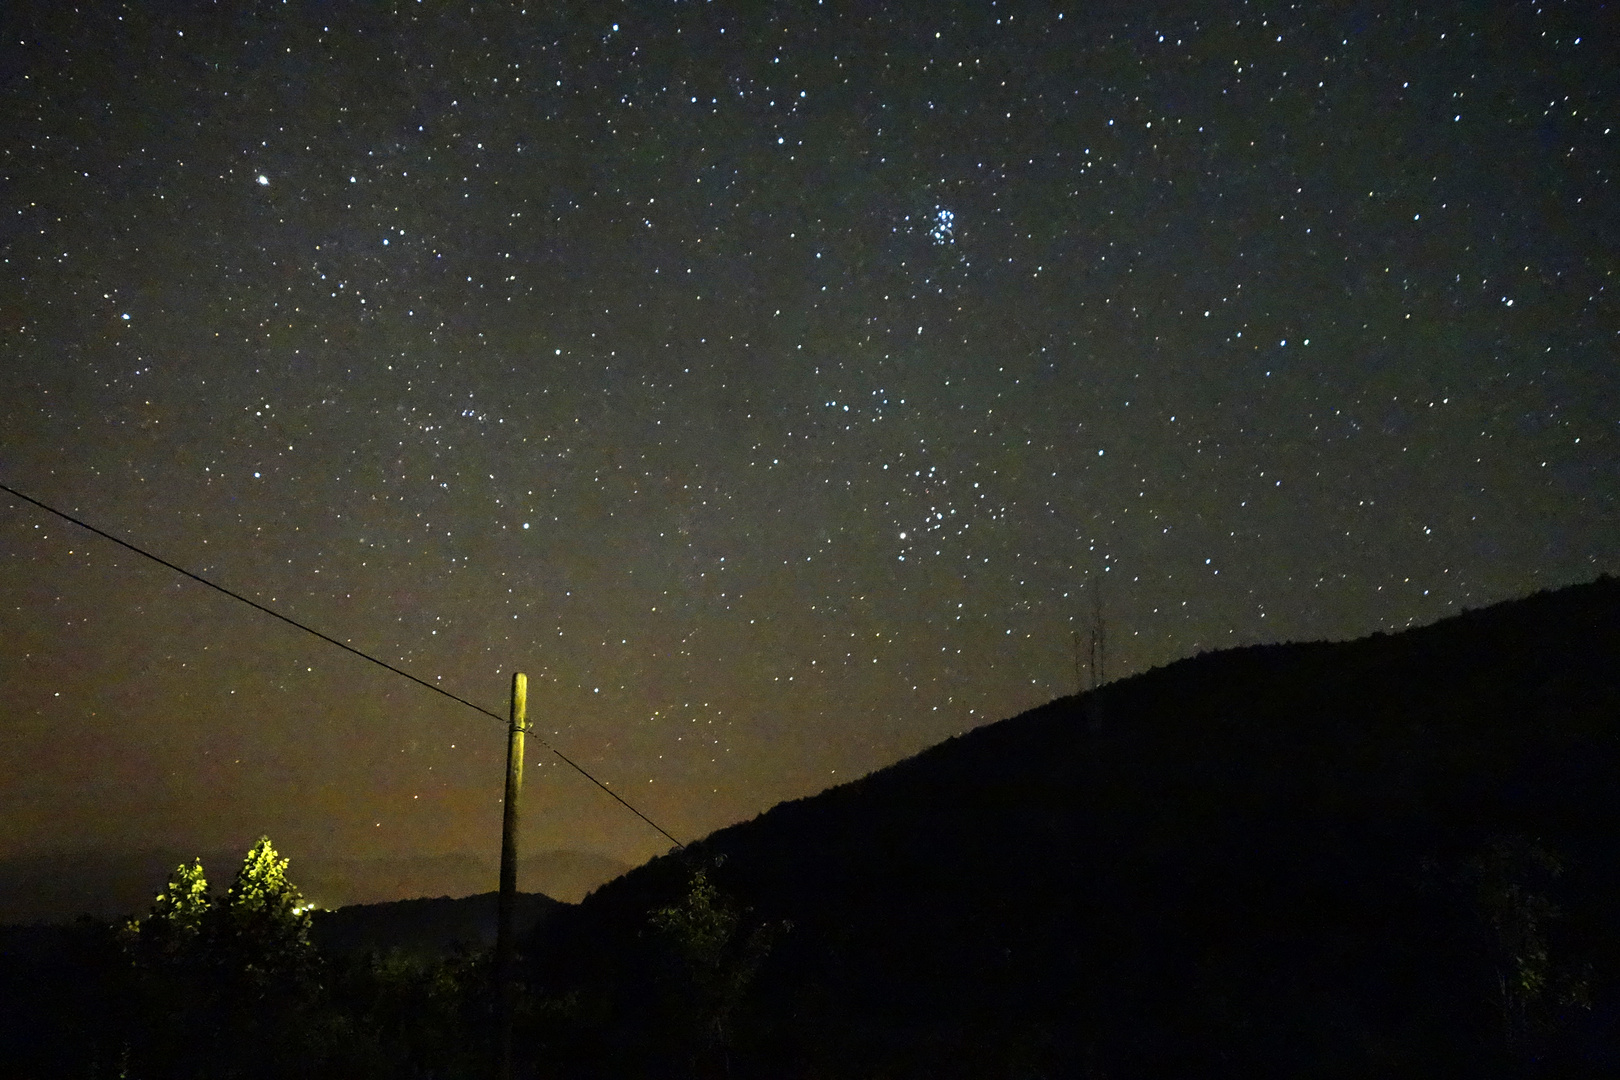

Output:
xmin=650 ymin=867 xmax=740 ymax=974
xmin=123 ymin=858 xmax=210 ymax=968
xmin=1469 ymin=835 xmax=1593 ymax=1056
xmin=112 ymin=838 xmax=343 ymax=1078
xmin=217 ymin=836 xmax=316 ymax=985
xmin=152 ymin=858 xmax=211 ymax=937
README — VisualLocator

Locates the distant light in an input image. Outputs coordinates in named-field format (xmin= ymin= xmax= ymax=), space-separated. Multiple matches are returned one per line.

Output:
xmin=256 ymin=174 xmax=269 ymax=186
xmin=120 ymin=313 xmax=130 ymax=321
xmin=522 ymin=522 xmax=530 ymax=529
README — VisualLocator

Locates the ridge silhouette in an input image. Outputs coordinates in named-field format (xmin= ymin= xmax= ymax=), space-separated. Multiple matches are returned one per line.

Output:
xmin=529 ymin=577 xmax=1620 ymax=1078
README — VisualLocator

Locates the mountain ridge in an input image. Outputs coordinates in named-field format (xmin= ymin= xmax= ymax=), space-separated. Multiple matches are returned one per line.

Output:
xmin=526 ymin=577 xmax=1620 ymax=1078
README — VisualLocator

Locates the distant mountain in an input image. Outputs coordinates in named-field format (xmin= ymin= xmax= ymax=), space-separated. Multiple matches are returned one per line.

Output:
xmin=0 ymin=847 xmax=630 ymax=924
xmin=529 ymin=579 xmax=1620 ymax=1079
xmin=0 ymin=848 xmax=226 ymax=925
xmin=310 ymin=891 xmax=563 ymax=957
xmin=295 ymin=849 xmax=632 ymax=908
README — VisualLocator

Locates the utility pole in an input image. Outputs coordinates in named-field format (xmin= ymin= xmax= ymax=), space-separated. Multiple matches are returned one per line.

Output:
xmin=1071 ymin=627 xmax=1084 ymax=696
xmin=1088 ymin=574 xmax=1106 ymax=690
xmin=496 ymin=671 xmax=527 ymax=1080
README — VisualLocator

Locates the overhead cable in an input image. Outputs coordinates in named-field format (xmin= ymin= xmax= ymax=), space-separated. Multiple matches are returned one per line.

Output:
xmin=0 ymin=479 xmax=684 ymax=849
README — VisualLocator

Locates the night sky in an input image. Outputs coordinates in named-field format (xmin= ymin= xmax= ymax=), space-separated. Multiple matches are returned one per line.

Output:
xmin=2 ymin=1 xmax=1615 ymax=897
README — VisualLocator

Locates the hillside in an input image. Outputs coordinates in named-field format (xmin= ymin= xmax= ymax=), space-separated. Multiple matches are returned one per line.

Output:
xmin=525 ymin=579 xmax=1620 ymax=1078
xmin=311 ymin=890 xmax=562 ymax=957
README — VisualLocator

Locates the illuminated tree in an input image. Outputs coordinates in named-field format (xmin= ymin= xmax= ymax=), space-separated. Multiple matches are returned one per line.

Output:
xmin=218 ymin=836 xmax=315 ymax=984
xmin=123 ymin=857 xmax=211 ymax=966
xmin=154 ymin=859 xmax=211 ymax=934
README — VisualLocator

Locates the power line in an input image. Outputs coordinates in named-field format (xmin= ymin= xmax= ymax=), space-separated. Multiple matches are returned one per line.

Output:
xmin=0 ymin=479 xmax=685 ymax=850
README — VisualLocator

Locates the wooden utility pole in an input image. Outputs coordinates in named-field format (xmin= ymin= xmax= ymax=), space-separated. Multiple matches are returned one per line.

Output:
xmin=1071 ymin=627 xmax=1084 ymax=696
xmin=1087 ymin=575 xmax=1107 ymax=690
xmin=496 ymin=671 xmax=527 ymax=1080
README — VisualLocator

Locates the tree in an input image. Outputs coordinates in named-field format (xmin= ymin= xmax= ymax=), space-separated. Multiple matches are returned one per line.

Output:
xmin=118 ymin=838 xmax=328 ymax=1078
xmin=650 ymin=868 xmax=739 ymax=977
xmin=1469 ymin=835 xmax=1592 ymax=1056
xmin=153 ymin=858 xmax=211 ymax=936
xmin=648 ymin=861 xmax=787 ymax=1077
xmin=125 ymin=857 xmax=211 ymax=966
xmin=119 ymin=859 xmax=221 ymax=1074
xmin=217 ymin=836 xmax=316 ymax=987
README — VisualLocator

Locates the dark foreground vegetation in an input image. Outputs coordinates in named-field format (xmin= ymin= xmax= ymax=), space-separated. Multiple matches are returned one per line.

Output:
xmin=5 ymin=578 xmax=1619 ymax=1077
xmin=0 ymin=838 xmax=555 ymax=1079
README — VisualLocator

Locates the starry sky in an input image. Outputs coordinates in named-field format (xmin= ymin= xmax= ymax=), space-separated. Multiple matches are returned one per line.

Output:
xmin=2 ymin=0 xmax=1615 ymax=892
